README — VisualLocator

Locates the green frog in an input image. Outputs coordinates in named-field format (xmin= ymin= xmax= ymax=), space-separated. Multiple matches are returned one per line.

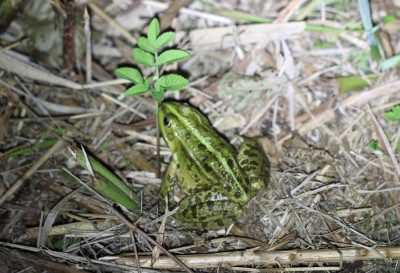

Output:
xmin=158 ymin=102 xmax=270 ymax=229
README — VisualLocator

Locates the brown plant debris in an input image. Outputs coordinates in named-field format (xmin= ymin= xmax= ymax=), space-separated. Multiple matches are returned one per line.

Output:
xmin=1 ymin=0 xmax=400 ymax=272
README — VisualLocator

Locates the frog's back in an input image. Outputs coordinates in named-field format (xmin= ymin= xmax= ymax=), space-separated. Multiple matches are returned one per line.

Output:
xmin=160 ymin=102 xmax=252 ymax=202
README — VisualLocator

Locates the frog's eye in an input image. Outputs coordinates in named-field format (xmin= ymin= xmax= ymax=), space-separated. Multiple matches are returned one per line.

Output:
xmin=163 ymin=117 xmax=171 ymax=127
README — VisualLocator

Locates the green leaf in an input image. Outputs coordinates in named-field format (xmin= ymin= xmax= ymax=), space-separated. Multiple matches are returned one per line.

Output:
xmin=154 ymin=78 xmax=161 ymax=91
xmin=384 ymin=14 xmax=396 ymax=24
xmin=151 ymin=87 xmax=165 ymax=102
xmin=155 ymin=32 xmax=175 ymax=50
xmin=380 ymin=55 xmax=400 ymax=71
xmin=397 ymin=140 xmax=400 ymax=150
xmin=125 ymin=84 xmax=149 ymax=98
xmin=7 ymin=138 xmax=58 ymax=157
xmin=138 ymin=37 xmax=156 ymax=54
xmin=314 ymin=39 xmax=329 ymax=49
xmin=156 ymin=49 xmax=190 ymax=66
xmin=358 ymin=0 xmax=381 ymax=62
xmin=366 ymin=140 xmax=379 ymax=151
xmin=148 ymin=18 xmax=160 ymax=45
xmin=337 ymin=74 xmax=378 ymax=93
xmin=384 ymin=105 xmax=400 ymax=121
xmin=157 ymin=74 xmax=189 ymax=91
xmin=144 ymin=75 xmax=153 ymax=88
xmin=115 ymin=67 xmax=143 ymax=84
xmin=133 ymin=48 xmax=154 ymax=67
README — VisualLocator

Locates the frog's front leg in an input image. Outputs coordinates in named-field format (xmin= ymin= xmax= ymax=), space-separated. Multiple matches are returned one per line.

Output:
xmin=175 ymin=189 xmax=243 ymax=229
xmin=159 ymin=159 xmax=179 ymax=207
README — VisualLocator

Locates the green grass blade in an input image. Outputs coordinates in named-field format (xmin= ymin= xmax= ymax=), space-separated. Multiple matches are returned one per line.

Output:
xmin=7 ymin=138 xmax=59 ymax=157
xmin=73 ymin=146 xmax=140 ymax=209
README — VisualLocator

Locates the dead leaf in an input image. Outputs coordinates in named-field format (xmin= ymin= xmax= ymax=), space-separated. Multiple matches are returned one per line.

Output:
xmin=0 ymin=106 xmax=11 ymax=142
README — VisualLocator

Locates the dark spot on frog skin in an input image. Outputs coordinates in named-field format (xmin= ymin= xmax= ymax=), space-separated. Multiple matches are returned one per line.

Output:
xmin=243 ymin=149 xmax=251 ymax=155
xmin=198 ymin=143 xmax=206 ymax=150
xmin=195 ymin=196 xmax=202 ymax=204
xmin=249 ymin=160 xmax=258 ymax=167
xmin=194 ymin=175 xmax=199 ymax=182
xmin=234 ymin=190 xmax=241 ymax=198
xmin=206 ymin=201 xmax=214 ymax=211
xmin=227 ymin=159 xmax=234 ymax=169
xmin=203 ymin=163 xmax=213 ymax=172
xmin=191 ymin=206 xmax=197 ymax=217
xmin=223 ymin=184 xmax=232 ymax=192
xmin=240 ymin=159 xmax=249 ymax=165
xmin=167 ymin=133 xmax=174 ymax=141
xmin=216 ymin=219 xmax=224 ymax=227
xmin=241 ymin=183 xmax=248 ymax=193
xmin=194 ymin=187 xmax=206 ymax=193
xmin=205 ymin=192 xmax=212 ymax=200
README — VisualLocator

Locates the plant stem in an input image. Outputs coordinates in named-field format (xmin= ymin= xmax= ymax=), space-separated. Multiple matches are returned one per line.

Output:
xmin=154 ymin=52 xmax=161 ymax=178
xmin=155 ymin=52 xmax=160 ymax=80
xmin=156 ymin=101 xmax=161 ymax=178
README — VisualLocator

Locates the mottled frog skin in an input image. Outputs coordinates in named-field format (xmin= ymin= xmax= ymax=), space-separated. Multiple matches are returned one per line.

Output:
xmin=158 ymin=102 xmax=270 ymax=229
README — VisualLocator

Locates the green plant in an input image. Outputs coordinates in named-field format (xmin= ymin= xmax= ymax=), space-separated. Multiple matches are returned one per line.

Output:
xmin=358 ymin=0 xmax=381 ymax=62
xmin=384 ymin=105 xmax=400 ymax=122
xmin=114 ymin=18 xmax=190 ymax=182
xmin=365 ymin=140 xmax=382 ymax=152
xmin=367 ymin=106 xmax=400 ymax=152
xmin=381 ymin=55 xmax=400 ymax=71
xmin=72 ymin=146 xmax=139 ymax=211
xmin=384 ymin=106 xmax=400 ymax=150
xmin=115 ymin=18 xmax=189 ymax=102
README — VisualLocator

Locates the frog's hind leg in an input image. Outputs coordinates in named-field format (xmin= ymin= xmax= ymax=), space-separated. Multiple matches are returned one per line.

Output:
xmin=176 ymin=189 xmax=243 ymax=229
xmin=237 ymin=139 xmax=270 ymax=193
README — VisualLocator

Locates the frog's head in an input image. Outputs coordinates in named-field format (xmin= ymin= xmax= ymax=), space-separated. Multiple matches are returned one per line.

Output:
xmin=158 ymin=102 xmax=210 ymax=153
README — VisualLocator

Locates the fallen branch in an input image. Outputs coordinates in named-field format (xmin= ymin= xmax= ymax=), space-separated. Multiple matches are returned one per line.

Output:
xmin=111 ymin=246 xmax=400 ymax=270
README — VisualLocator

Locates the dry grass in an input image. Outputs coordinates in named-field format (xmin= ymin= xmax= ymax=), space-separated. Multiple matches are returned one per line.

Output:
xmin=1 ymin=0 xmax=400 ymax=272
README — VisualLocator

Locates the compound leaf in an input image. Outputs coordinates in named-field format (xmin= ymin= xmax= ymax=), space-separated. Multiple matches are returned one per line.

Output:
xmin=133 ymin=48 xmax=154 ymax=67
xmin=114 ymin=67 xmax=143 ymax=85
xmin=151 ymin=86 xmax=164 ymax=102
xmin=144 ymin=75 xmax=154 ymax=88
xmin=157 ymin=74 xmax=188 ymax=91
xmin=148 ymin=18 xmax=160 ymax=45
xmin=125 ymin=84 xmax=148 ymax=98
xmin=156 ymin=49 xmax=190 ymax=66
xmin=155 ymin=32 xmax=175 ymax=50
xmin=138 ymin=37 xmax=156 ymax=54
xmin=384 ymin=105 xmax=400 ymax=121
